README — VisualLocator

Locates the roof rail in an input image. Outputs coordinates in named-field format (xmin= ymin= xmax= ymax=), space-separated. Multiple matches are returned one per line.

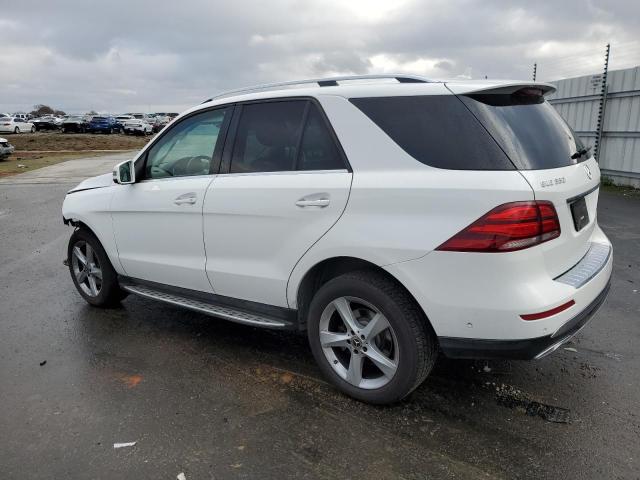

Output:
xmin=202 ymin=74 xmax=432 ymax=103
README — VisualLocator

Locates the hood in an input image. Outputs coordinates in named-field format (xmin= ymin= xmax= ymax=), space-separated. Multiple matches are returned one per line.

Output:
xmin=67 ymin=172 xmax=114 ymax=194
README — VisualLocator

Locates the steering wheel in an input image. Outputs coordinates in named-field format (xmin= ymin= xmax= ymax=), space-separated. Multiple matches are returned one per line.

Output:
xmin=181 ymin=155 xmax=211 ymax=176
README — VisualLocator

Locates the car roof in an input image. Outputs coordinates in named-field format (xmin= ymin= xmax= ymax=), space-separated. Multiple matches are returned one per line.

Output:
xmin=189 ymin=75 xmax=555 ymax=118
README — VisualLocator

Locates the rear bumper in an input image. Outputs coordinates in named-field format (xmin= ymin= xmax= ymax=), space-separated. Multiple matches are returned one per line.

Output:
xmin=438 ymin=279 xmax=611 ymax=360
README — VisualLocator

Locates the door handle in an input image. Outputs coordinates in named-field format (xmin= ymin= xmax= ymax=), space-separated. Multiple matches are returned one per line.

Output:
xmin=295 ymin=194 xmax=330 ymax=208
xmin=174 ymin=192 xmax=197 ymax=205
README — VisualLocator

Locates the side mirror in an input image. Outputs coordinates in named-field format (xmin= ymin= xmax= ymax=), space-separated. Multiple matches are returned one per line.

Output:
xmin=113 ymin=159 xmax=135 ymax=184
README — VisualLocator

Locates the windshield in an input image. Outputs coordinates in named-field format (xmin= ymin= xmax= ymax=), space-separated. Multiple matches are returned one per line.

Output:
xmin=459 ymin=94 xmax=587 ymax=170
xmin=67 ymin=116 xmax=83 ymax=121
xmin=92 ymin=117 xmax=106 ymax=121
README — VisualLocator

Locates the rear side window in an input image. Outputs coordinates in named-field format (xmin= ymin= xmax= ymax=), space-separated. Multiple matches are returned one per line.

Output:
xmin=230 ymin=101 xmax=306 ymax=173
xmin=350 ymin=96 xmax=514 ymax=170
xmin=229 ymin=100 xmax=346 ymax=174
xmin=459 ymin=94 xmax=587 ymax=170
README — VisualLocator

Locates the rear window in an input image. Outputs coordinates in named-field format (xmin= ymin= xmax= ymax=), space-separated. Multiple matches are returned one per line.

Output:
xmin=350 ymin=96 xmax=513 ymax=170
xmin=459 ymin=94 xmax=586 ymax=170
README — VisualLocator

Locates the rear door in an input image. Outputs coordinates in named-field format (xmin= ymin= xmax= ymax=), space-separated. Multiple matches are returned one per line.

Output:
xmin=203 ymin=99 xmax=352 ymax=307
xmin=454 ymin=87 xmax=600 ymax=276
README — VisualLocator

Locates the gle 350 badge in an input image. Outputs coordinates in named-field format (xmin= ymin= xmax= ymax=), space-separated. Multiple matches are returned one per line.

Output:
xmin=540 ymin=177 xmax=566 ymax=188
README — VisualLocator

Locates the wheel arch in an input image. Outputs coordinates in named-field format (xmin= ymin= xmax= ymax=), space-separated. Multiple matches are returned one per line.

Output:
xmin=63 ymin=212 xmax=125 ymax=275
xmin=293 ymin=256 xmax=435 ymax=336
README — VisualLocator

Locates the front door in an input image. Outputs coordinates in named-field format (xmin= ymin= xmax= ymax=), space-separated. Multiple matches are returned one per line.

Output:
xmin=111 ymin=107 xmax=231 ymax=293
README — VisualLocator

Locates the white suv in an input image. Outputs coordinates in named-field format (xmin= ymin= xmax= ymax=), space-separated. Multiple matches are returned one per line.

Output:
xmin=62 ymin=75 xmax=612 ymax=404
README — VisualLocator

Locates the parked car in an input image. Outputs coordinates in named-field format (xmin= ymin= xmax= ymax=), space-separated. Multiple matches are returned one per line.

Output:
xmin=62 ymin=116 xmax=88 ymax=133
xmin=0 ymin=137 xmax=15 ymax=159
xmin=144 ymin=116 xmax=167 ymax=133
xmin=0 ymin=117 xmax=35 ymax=133
xmin=114 ymin=115 xmax=134 ymax=132
xmin=123 ymin=118 xmax=153 ymax=135
xmin=62 ymin=75 xmax=612 ymax=405
xmin=127 ymin=113 xmax=149 ymax=120
xmin=32 ymin=116 xmax=60 ymax=131
xmin=87 ymin=116 xmax=118 ymax=134
xmin=12 ymin=113 xmax=28 ymax=121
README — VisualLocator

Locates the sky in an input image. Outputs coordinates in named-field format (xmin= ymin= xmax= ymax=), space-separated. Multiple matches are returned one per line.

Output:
xmin=1 ymin=0 xmax=639 ymax=114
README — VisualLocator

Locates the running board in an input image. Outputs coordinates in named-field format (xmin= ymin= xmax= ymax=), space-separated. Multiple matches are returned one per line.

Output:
xmin=122 ymin=284 xmax=289 ymax=329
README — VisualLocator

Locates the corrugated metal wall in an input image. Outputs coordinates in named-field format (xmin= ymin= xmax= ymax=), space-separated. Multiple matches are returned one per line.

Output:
xmin=548 ymin=66 xmax=640 ymax=187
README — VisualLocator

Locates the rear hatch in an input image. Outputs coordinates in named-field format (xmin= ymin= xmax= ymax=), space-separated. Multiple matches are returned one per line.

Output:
xmin=446 ymin=82 xmax=600 ymax=277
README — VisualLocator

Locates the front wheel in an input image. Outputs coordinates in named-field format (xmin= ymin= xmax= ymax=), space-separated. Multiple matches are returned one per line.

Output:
xmin=30 ymin=126 xmax=35 ymax=133
xmin=68 ymin=228 xmax=127 ymax=307
xmin=14 ymin=127 xmax=19 ymax=134
xmin=307 ymin=270 xmax=437 ymax=404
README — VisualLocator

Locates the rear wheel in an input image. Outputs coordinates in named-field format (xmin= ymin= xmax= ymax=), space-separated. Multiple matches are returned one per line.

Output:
xmin=68 ymin=228 xmax=127 ymax=307
xmin=30 ymin=126 xmax=35 ymax=133
xmin=307 ymin=270 xmax=437 ymax=404
xmin=14 ymin=127 xmax=19 ymax=134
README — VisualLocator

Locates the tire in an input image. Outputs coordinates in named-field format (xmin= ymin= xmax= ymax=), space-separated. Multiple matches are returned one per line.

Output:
xmin=14 ymin=127 xmax=19 ymax=134
xmin=307 ymin=270 xmax=437 ymax=404
xmin=67 ymin=228 xmax=127 ymax=307
xmin=30 ymin=126 xmax=35 ymax=133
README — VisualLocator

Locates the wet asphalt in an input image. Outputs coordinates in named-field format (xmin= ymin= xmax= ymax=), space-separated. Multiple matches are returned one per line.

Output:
xmin=0 ymin=170 xmax=638 ymax=479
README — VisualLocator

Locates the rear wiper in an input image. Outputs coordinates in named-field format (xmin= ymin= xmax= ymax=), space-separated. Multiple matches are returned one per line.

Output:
xmin=571 ymin=146 xmax=592 ymax=160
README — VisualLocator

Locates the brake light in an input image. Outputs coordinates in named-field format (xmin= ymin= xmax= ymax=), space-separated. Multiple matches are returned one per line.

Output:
xmin=436 ymin=201 xmax=560 ymax=252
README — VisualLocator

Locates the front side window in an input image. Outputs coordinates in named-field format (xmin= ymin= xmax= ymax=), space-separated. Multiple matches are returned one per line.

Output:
xmin=145 ymin=108 xmax=228 ymax=179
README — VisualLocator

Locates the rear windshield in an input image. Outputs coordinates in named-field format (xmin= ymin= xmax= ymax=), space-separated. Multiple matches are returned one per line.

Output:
xmin=459 ymin=94 xmax=587 ymax=170
xmin=350 ymin=96 xmax=514 ymax=170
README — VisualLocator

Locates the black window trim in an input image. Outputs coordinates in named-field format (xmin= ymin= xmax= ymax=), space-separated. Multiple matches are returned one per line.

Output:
xmin=136 ymin=104 xmax=234 ymax=182
xmin=218 ymin=96 xmax=351 ymax=175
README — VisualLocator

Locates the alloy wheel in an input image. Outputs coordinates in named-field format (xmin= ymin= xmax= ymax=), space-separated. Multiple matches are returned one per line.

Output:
xmin=319 ymin=296 xmax=399 ymax=389
xmin=71 ymin=240 xmax=103 ymax=297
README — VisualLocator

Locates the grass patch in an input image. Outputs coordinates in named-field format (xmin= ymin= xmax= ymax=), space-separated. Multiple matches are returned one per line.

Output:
xmin=0 ymin=151 xmax=106 ymax=177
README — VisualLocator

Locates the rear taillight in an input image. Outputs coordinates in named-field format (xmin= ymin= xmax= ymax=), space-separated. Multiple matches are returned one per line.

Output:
xmin=436 ymin=201 xmax=560 ymax=253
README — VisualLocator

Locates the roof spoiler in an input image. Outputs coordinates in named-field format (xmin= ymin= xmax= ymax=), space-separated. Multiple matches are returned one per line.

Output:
xmin=445 ymin=81 xmax=556 ymax=97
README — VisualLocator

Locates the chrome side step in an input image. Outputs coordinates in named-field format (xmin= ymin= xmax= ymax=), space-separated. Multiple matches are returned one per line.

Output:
xmin=122 ymin=284 xmax=288 ymax=329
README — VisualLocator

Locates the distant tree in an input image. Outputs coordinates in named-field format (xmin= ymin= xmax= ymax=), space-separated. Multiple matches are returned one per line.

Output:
xmin=53 ymin=109 xmax=66 ymax=116
xmin=87 ymin=110 xmax=98 ymax=115
xmin=30 ymin=104 xmax=55 ymax=116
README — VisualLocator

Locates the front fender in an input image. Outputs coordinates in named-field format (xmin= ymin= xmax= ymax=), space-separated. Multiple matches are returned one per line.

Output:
xmin=62 ymin=186 xmax=125 ymax=275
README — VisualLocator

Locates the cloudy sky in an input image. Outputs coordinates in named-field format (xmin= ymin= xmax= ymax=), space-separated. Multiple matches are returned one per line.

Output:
xmin=1 ymin=0 xmax=639 ymax=114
